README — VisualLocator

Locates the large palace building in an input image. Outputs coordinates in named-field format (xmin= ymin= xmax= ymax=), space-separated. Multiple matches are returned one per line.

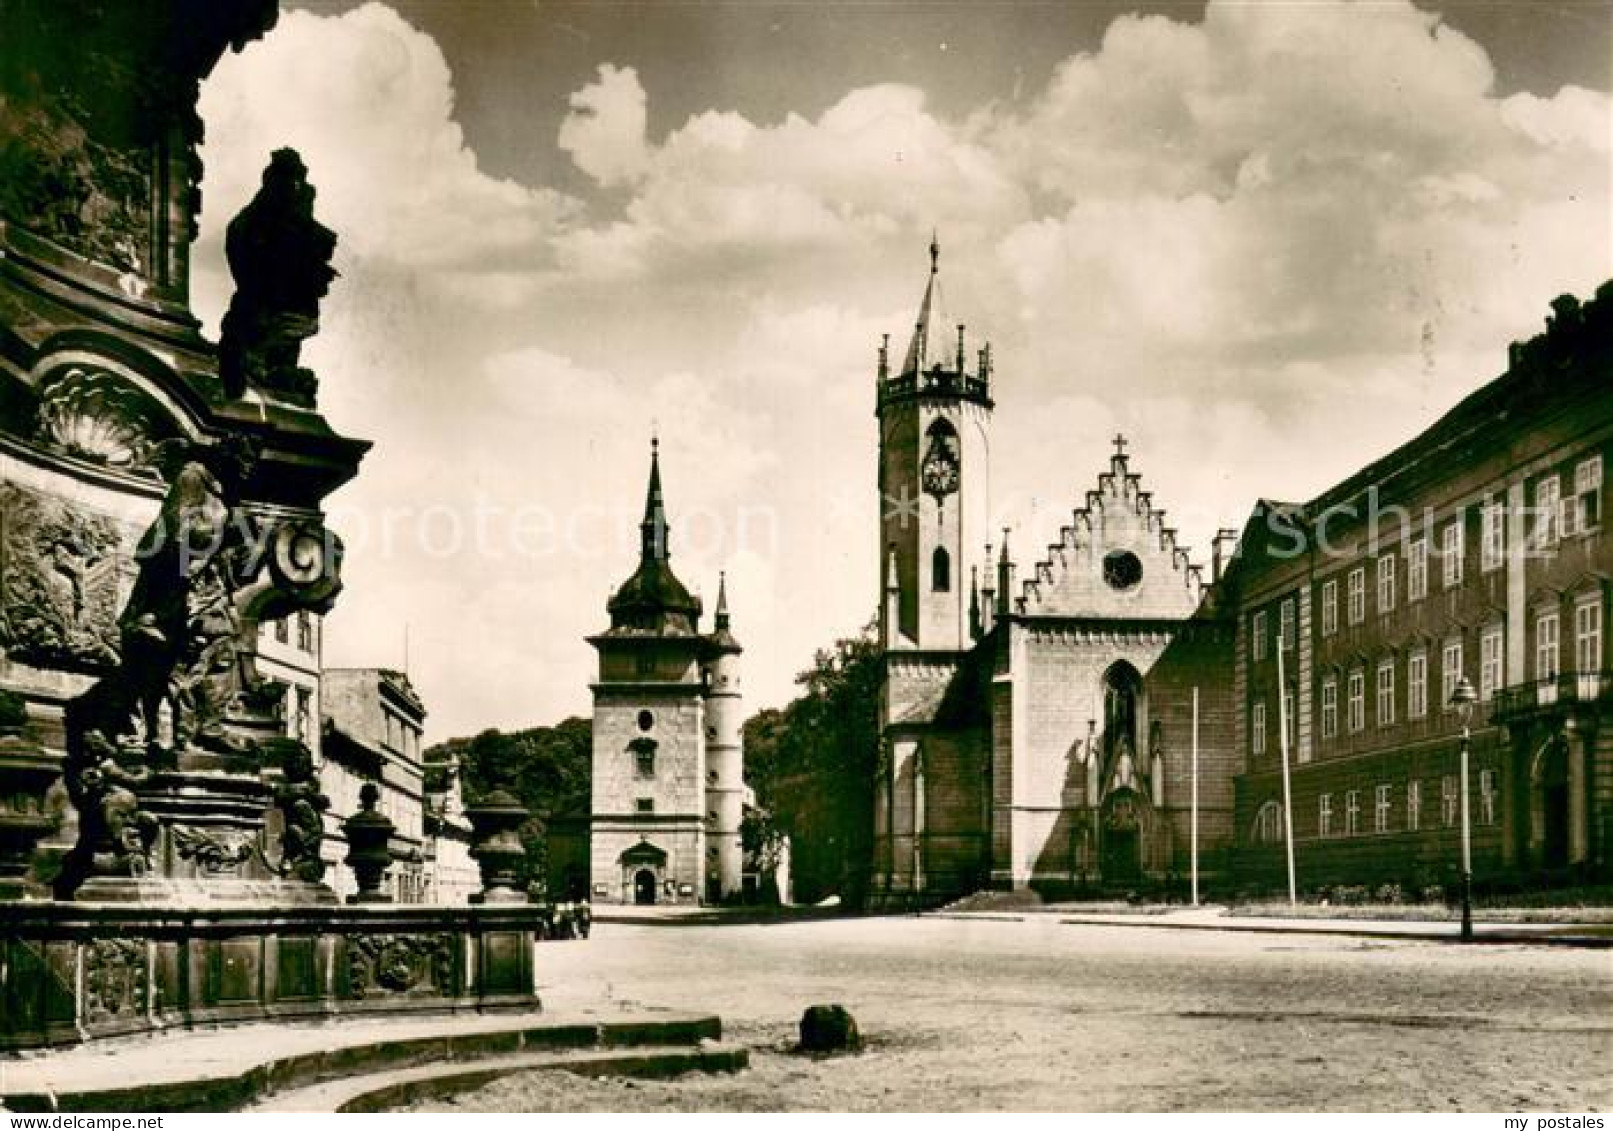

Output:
xmin=1230 ymin=287 xmax=1612 ymax=891
xmin=870 ymin=239 xmax=1610 ymax=904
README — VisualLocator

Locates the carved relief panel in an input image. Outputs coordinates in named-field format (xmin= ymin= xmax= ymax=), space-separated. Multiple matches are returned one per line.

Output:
xmin=0 ymin=483 xmax=132 ymax=672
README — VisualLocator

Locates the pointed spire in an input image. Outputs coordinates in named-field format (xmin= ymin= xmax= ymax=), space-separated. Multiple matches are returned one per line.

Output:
xmin=714 ymin=571 xmax=731 ymax=630
xmin=641 ymin=435 xmax=669 ymax=561
xmin=901 ymin=232 xmax=954 ymax=377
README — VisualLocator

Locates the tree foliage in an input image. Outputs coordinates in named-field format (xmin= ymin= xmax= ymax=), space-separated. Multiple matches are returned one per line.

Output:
xmin=743 ymin=621 xmax=882 ymax=906
xmin=425 ymin=716 xmax=592 ymax=892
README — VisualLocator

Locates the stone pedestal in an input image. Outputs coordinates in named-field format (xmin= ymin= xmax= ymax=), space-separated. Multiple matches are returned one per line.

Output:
xmin=0 ymin=902 xmax=549 ymax=1050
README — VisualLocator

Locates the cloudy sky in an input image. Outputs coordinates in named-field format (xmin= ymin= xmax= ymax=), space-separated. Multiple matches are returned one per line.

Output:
xmin=190 ymin=0 xmax=1611 ymax=743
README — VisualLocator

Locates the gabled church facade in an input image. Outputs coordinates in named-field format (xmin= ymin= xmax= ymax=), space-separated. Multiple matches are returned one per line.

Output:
xmin=872 ymin=242 xmax=1240 ymax=903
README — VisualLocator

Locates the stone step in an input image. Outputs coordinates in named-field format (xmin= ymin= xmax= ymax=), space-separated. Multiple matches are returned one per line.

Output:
xmin=248 ymin=1042 xmax=751 ymax=1112
xmin=0 ymin=1012 xmax=729 ymax=1113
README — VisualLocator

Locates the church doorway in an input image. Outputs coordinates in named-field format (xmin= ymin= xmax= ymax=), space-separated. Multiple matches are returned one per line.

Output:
xmin=1102 ymin=828 xmax=1140 ymax=885
xmin=1101 ymin=788 xmax=1144 ymax=886
xmin=633 ymin=869 xmax=657 ymax=905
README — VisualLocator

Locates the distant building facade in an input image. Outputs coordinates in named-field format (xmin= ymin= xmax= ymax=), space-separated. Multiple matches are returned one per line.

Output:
xmin=871 ymin=241 xmax=1239 ymax=904
xmin=257 ymin=611 xmax=322 ymax=754
xmin=1229 ymin=285 xmax=1612 ymax=890
xmin=322 ymin=667 xmax=430 ymax=902
xmin=587 ymin=441 xmax=745 ymax=905
xmin=423 ymin=745 xmax=479 ymax=903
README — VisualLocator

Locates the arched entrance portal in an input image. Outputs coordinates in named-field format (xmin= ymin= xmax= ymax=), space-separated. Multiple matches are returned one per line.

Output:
xmin=1532 ymin=737 xmax=1570 ymax=869
xmin=1101 ymin=788 xmax=1144 ymax=885
xmin=619 ymin=839 xmax=668 ymax=904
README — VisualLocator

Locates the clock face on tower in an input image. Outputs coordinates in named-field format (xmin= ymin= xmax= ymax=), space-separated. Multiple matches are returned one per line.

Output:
xmin=921 ymin=428 xmax=960 ymax=501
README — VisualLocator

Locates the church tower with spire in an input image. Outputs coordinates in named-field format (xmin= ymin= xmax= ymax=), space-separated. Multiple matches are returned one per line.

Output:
xmin=873 ymin=235 xmax=995 ymax=901
xmin=588 ymin=439 xmax=745 ymax=905
xmin=877 ymin=234 xmax=995 ymax=653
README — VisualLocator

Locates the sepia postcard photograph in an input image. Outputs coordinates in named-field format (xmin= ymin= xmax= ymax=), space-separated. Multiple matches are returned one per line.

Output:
xmin=0 ymin=0 xmax=1608 ymax=1117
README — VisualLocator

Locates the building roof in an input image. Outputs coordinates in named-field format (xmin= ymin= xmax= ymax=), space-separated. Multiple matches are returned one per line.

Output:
xmin=604 ymin=438 xmax=702 ymax=636
xmin=1224 ymin=280 xmax=1613 ymax=586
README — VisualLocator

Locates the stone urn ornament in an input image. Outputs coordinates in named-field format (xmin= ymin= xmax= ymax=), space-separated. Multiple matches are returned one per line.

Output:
xmin=0 ymin=691 xmax=60 ymax=901
xmin=466 ymin=788 xmax=530 ymax=904
xmin=343 ymin=781 xmax=395 ymax=903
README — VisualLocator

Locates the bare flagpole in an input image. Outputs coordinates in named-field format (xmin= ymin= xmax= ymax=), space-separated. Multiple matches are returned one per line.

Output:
xmin=1191 ymin=685 xmax=1200 ymax=907
xmin=1276 ymin=635 xmax=1297 ymax=905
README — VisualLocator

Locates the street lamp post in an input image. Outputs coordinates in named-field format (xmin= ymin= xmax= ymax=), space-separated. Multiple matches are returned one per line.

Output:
xmin=1449 ymin=676 xmax=1478 ymax=942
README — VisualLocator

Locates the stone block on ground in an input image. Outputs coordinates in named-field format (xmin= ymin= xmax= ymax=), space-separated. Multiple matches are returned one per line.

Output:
xmin=797 ymin=1004 xmax=861 ymax=1054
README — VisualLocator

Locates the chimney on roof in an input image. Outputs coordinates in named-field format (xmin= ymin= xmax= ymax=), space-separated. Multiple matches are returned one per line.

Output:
xmin=1212 ymin=528 xmax=1240 ymax=583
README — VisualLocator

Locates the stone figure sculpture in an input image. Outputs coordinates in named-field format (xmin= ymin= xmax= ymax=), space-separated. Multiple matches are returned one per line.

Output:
xmin=218 ymin=148 xmax=337 ymax=406
xmin=272 ymin=741 xmax=329 ymax=883
xmin=58 ymin=434 xmax=263 ymax=890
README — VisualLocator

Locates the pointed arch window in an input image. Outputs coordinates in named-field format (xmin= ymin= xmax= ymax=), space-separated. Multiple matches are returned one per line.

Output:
xmin=932 ymin=547 xmax=951 ymax=592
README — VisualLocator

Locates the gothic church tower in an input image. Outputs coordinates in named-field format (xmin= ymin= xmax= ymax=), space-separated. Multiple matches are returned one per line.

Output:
xmin=877 ymin=236 xmax=995 ymax=653
xmin=873 ymin=237 xmax=995 ymax=900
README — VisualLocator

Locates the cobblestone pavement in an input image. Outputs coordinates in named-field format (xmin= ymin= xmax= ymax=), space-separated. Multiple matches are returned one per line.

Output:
xmin=414 ymin=916 xmax=1611 ymax=1112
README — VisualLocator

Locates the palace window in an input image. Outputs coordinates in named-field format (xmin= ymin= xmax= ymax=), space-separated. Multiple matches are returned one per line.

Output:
xmin=1441 ymin=521 xmax=1464 ymax=588
xmin=274 ymin=617 xmax=289 ymax=644
xmin=1347 ymin=670 xmax=1365 ymax=733
xmin=932 ymin=546 xmax=951 ymax=592
xmin=1320 ymin=678 xmax=1338 ymax=739
xmin=1408 ymin=650 xmax=1428 ymax=719
xmin=1535 ymin=611 xmax=1560 ymax=681
xmin=1576 ymin=598 xmax=1603 ymax=673
xmin=1534 ymin=475 xmax=1560 ymax=549
xmin=1441 ymin=640 xmax=1463 ymax=709
xmin=1374 ymin=783 xmax=1392 ymax=833
xmin=1481 ymin=500 xmax=1504 ymax=572
xmin=1377 ymin=554 xmax=1396 ymax=614
xmin=1251 ymin=700 xmax=1267 ymax=756
xmin=1280 ymin=598 xmax=1295 ymax=650
xmin=1252 ymin=610 xmax=1267 ymax=662
xmin=1406 ymin=780 xmax=1422 ymax=832
xmin=1318 ymin=793 xmax=1333 ymax=838
xmin=1348 ymin=567 xmax=1366 ymax=625
xmin=1376 ymin=660 xmax=1395 ymax=727
xmin=1480 ymin=769 xmax=1496 ymax=826
xmin=635 ymin=798 xmax=655 ymax=814
xmin=1568 ymin=455 xmax=1601 ymax=534
xmin=1441 ymin=775 xmax=1458 ymax=826
xmin=1344 ymin=790 xmax=1360 ymax=836
xmin=1480 ymin=625 xmax=1503 ymax=701
xmin=1321 ymin=579 xmax=1338 ymax=636
xmin=1407 ymin=538 xmax=1428 ymax=602
xmin=297 ymin=610 xmax=314 ymax=653
xmin=1252 ymin=801 xmax=1284 ymax=845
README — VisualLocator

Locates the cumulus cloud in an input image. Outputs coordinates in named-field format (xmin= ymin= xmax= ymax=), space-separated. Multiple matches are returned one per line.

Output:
xmin=193 ymin=0 xmax=1610 ymax=739
xmin=558 ymin=63 xmax=651 ymax=187
xmin=195 ymin=1 xmax=577 ymax=314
